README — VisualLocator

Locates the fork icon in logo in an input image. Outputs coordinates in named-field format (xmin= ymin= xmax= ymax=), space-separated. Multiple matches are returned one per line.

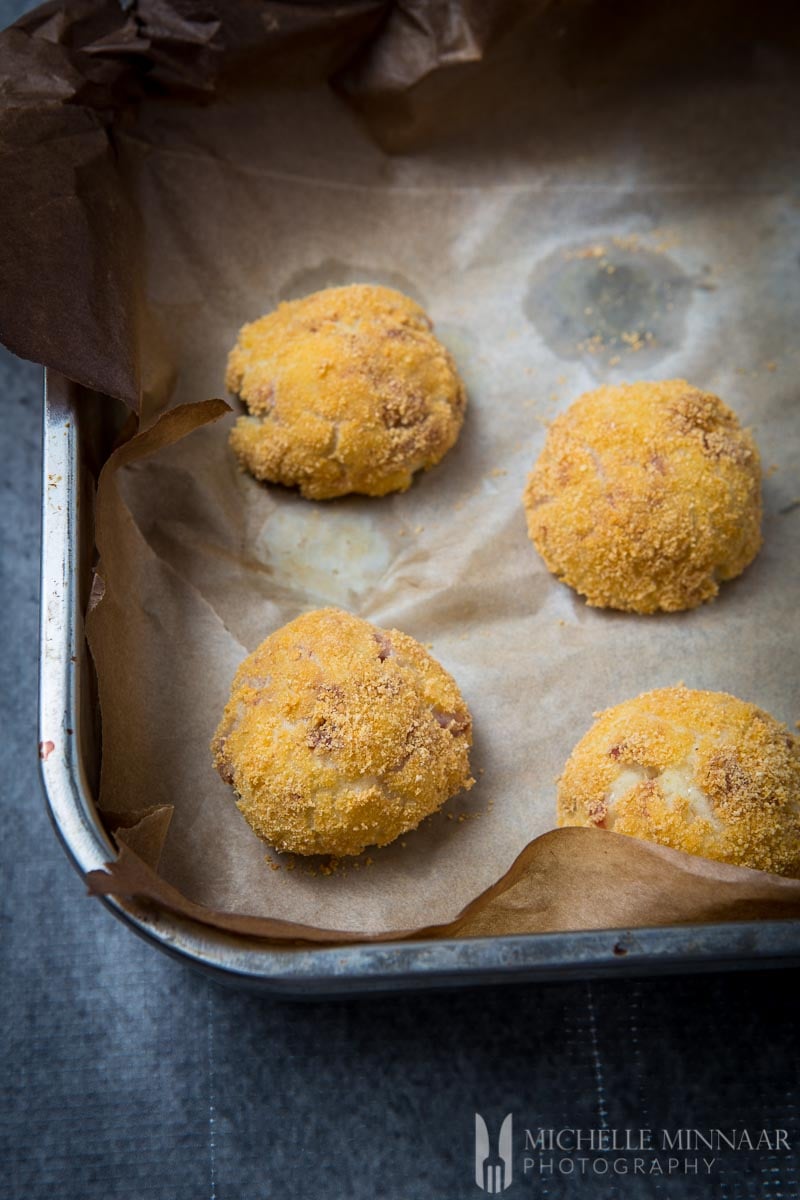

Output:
xmin=475 ymin=1113 xmax=513 ymax=1192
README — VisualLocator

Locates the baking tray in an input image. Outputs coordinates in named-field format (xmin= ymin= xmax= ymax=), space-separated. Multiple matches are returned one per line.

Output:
xmin=38 ymin=370 xmax=800 ymax=996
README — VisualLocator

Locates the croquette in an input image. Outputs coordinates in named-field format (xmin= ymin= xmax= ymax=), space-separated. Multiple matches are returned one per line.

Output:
xmin=226 ymin=284 xmax=466 ymax=500
xmin=557 ymin=686 xmax=800 ymax=877
xmin=211 ymin=608 xmax=474 ymax=856
xmin=523 ymin=380 xmax=762 ymax=613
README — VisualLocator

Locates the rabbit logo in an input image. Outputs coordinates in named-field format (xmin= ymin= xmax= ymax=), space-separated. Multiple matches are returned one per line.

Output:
xmin=475 ymin=1113 xmax=513 ymax=1192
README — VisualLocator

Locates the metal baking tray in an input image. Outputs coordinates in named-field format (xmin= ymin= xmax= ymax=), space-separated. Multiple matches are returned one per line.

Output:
xmin=38 ymin=370 xmax=800 ymax=996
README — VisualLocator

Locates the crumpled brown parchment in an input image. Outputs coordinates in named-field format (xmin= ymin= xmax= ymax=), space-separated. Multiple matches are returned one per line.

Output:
xmin=4 ymin=0 xmax=800 ymax=941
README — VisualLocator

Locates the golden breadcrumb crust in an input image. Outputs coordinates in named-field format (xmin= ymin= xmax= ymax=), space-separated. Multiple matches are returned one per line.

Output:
xmin=557 ymin=686 xmax=800 ymax=877
xmin=226 ymin=284 xmax=466 ymax=500
xmin=211 ymin=608 xmax=474 ymax=856
xmin=523 ymin=380 xmax=762 ymax=613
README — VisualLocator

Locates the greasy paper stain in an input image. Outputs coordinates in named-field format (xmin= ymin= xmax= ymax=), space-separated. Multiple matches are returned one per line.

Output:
xmin=254 ymin=502 xmax=394 ymax=609
xmin=524 ymin=241 xmax=693 ymax=373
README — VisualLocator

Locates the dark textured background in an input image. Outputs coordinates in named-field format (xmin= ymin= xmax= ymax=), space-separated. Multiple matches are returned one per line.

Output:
xmin=2 ymin=1 xmax=800 ymax=1196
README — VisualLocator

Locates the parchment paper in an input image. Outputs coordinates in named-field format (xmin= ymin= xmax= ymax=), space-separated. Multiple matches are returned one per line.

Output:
xmin=4 ymin=0 xmax=800 ymax=938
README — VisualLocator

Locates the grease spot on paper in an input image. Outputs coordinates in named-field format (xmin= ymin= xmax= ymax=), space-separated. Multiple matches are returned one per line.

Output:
xmin=524 ymin=240 xmax=692 ymax=373
xmin=255 ymin=505 xmax=394 ymax=607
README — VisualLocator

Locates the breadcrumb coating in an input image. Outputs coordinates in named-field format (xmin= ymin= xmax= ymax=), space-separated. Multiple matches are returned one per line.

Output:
xmin=226 ymin=284 xmax=466 ymax=500
xmin=211 ymin=608 xmax=474 ymax=856
xmin=557 ymin=686 xmax=800 ymax=877
xmin=523 ymin=380 xmax=762 ymax=612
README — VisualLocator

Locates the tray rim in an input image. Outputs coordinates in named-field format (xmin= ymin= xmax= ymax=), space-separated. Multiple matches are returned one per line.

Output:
xmin=38 ymin=369 xmax=800 ymax=995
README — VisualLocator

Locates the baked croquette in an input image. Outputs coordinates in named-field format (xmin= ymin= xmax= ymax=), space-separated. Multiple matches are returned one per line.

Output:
xmin=211 ymin=608 xmax=474 ymax=856
xmin=523 ymin=380 xmax=762 ymax=613
xmin=226 ymin=284 xmax=466 ymax=500
xmin=557 ymin=686 xmax=800 ymax=877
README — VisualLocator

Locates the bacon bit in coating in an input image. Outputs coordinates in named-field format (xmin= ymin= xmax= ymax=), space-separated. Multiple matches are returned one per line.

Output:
xmin=587 ymin=800 xmax=608 ymax=828
xmin=557 ymin=686 xmax=800 ymax=877
xmin=226 ymin=284 xmax=466 ymax=500
xmin=523 ymin=380 xmax=762 ymax=613
xmin=374 ymin=630 xmax=395 ymax=662
xmin=433 ymin=708 xmax=470 ymax=734
xmin=211 ymin=608 xmax=474 ymax=856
